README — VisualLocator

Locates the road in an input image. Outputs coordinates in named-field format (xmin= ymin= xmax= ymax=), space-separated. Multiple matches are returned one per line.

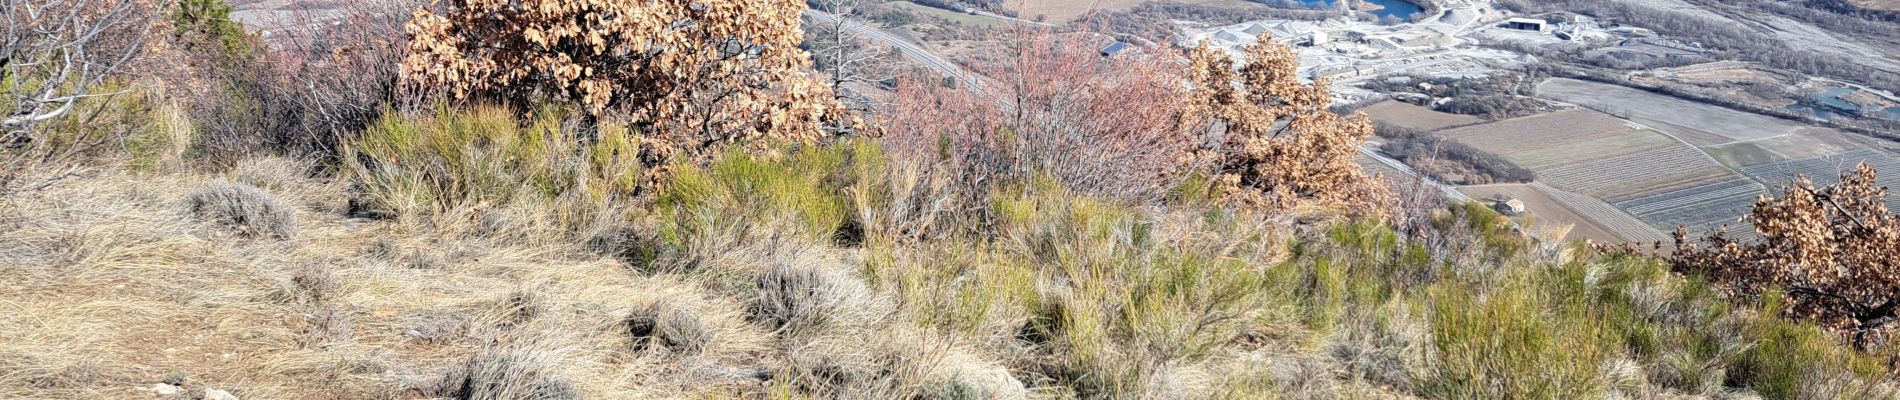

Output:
xmin=804 ymin=9 xmax=997 ymax=101
xmin=1359 ymin=145 xmax=1474 ymax=203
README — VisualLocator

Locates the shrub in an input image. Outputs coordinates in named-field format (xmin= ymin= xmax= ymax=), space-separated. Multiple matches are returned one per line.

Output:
xmin=185 ymin=180 xmax=297 ymax=239
xmin=628 ymin=300 xmax=714 ymax=355
xmin=179 ymin=0 xmax=413 ymax=164
xmin=881 ymin=31 xmax=1192 ymax=203
xmin=659 ymin=145 xmax=853 ymax=247
xmin=753 ymin=254 xmax=882 ymax=336
xmin=841 ymin=142 xmax=969 ymax=244
xmin=403 ymin=0 xmax=845 ymax=168
xmin=435 ymin=350 xmax=582 ymax=400
xmin=1424 ymin=276 xmax=1615 ymax=398
xmin=170 ymin=0 xmax=252 ymax=62
xmin=3 ymin=81 xmax=173 ymax=192
xmin=988 ymin=179 xmax=1286 ymax=397
xmin=1 ymin=0 xmax=154 ymax=140
xmin=344 ymin=105 xmax=642 ymax=238
xmin=1671 ymin=163 xmax=1900 ymax=348
xmin=1182 ymin=36 xmax=1390 ymax=219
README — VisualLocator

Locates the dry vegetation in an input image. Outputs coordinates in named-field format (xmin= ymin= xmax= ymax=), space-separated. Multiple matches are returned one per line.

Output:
xmin=3 ymin=0 xmax=1900 ymax=399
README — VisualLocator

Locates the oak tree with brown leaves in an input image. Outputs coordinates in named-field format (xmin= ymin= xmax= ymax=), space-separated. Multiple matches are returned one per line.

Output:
xmin=1672 ymin=163 xmax=1900 ymax=348
xmin=1182 ymin=36 xmax=1391 ymax=218
xmin=402 ymin=0 xmax=844 ymax=165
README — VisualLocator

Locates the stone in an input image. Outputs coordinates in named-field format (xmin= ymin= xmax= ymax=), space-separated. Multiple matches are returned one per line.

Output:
xmin=203 ymin=389 xmax=239 ymax=400
xmin=150 ymin=383 xmax=182 ymax=396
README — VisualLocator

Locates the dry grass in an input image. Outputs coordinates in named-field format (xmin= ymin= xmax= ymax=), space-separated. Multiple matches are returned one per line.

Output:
xmin=2 ymin=131 xmax=1893 ymax=400
xmin=185 ymin=180 xmax=299 ymax=239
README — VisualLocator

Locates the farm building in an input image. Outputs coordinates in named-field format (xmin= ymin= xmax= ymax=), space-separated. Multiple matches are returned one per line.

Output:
xmin=1492 ymin=197 xmax=1527 ymax=216
xmin=1301 ymin=31 xmax=1330 ymax=47
xmin=1503 ymin=18 xmax=1547 ymax=32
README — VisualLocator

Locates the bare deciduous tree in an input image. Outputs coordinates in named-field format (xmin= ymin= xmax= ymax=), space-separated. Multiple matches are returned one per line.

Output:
xmin=882 ymin=30 xmax=1195 ymax=203
xmin=2 ymin=0 xmax=159 ymax=195
xmin=804 ymin=0 xmax=897 ymax=119
xmin=2 ymin=0 xmax=157 ymax=142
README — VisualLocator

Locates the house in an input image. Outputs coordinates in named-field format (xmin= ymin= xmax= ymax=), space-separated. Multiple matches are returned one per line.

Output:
xmin=1300 ymin=31 xmax=1329 ymax=47
xmin=1492 ymin=197 xmax=1527 ymax=216
xmin=1100 ymin=41 xmax=1135 ymax=58
xmin=1503 ymin=18 xmax=1547 ymax=32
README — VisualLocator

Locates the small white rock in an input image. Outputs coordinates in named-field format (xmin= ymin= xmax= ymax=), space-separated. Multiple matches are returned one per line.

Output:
xmin=203 ymin=389 xmax=238 ymax=400
xmin=150 ymin=383 xmax=182 ymax=396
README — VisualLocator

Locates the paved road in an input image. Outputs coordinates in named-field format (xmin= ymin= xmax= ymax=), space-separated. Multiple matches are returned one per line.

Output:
xmin=1359 ymin=145 xmax=1474 ymax=203
xmin=804 ymin=9 xmax=996 ymax=100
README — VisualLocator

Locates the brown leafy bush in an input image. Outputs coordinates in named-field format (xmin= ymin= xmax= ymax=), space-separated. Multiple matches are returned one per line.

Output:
xmin=1182 ymin=36 xmax=1391 ymax=218
xmin=1671 ymin=163 xmax=1900 ymax=348
xmin=402 ymin=0 xmax=845 ymax=168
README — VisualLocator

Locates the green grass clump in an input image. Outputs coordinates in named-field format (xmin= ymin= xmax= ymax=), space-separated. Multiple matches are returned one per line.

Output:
xmin=345 ymin=105 xmax=644 ymax=230
xmin=658 ymin=144 xmax=853 ymax=246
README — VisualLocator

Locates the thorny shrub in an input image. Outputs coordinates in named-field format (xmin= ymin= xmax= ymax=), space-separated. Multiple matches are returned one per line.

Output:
xmin=879 ymin=30 xmax=1192 ymax=204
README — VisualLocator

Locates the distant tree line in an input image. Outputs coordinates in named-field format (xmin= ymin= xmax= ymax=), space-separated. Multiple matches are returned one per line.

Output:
xmin=1360 ymin=72 xmax=1552 ymax=120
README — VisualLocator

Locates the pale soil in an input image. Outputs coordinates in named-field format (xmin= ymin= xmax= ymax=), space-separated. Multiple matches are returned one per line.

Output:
xmin=1854 ymin=0 xmax=1900 ymax=11
xmin=1537 ymin=78 xmax=1845 ymax=146
xmin=1360 ymin=100 xmax=1483 ymax=131
xmin=0 ymin=162 xmax=852 ymax=399
xmin=1459 ymin=183 xmax=1668 ymax=244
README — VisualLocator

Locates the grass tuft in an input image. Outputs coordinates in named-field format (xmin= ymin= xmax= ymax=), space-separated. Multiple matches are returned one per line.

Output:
xmin=185 ymin=180 xmax=297 ymax=239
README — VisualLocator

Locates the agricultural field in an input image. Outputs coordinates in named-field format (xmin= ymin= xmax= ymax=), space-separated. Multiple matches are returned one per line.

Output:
xmin=1360 ymin=100 xmax=1483 ymax=131
xmin=1537 ymin=78 xmax=1846 ymax=146
xmin=1437 ymin=109 xmax=1735 ymax=202
xmin=1435 ymin=109 xmax=1636 ymax=154
xmin=1460 ymin=183 xmax=1670 ymax=244
xmin=1742 ymin=148 xmax=1900 ymax=211
xmin=889 ymin=2 xmax=1007 ymax=27
xmin=1852 ymin=0 xmax=1900 ymax=11
xmin=1438 ymin=108 xmax=1768 ymax=240
xmin=1614 ymin=177 xmax=1766 ymax=241
xmin=1530 ymin=142 xmax=1736 ymax=202
xmin=1701 ymin=130 xmax=1888 ymax=169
